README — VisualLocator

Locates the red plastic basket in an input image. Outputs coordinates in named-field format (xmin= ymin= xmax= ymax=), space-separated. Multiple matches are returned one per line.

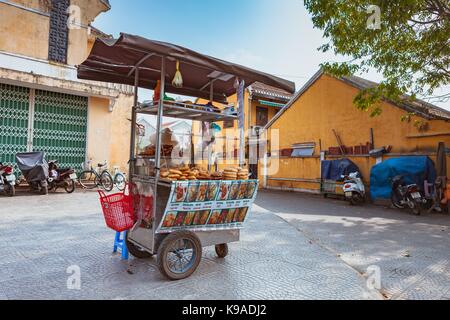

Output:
xmin=98 ymin=185 xmax=135 ymax=232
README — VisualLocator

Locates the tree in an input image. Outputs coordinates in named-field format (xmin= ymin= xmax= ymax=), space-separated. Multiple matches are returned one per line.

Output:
xmin=304 ymin=0 xmax=450 ymax=117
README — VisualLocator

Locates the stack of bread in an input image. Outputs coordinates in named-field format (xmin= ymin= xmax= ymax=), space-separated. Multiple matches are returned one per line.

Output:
xmin=237 ymin=168 xmax=249 ymax=180
xmin=158 ymin=165 xmax=249 ymax=182
xmin=210 ymin=172 xmax=223 ymax=180
xmin=159 ymin=166 xmax=204 ymax=182
xmin=222 ymin=167 xmax=249 ymax=180
xmin=223 ymin=168 xmax=239 ymax=180
xmin=197 ymin=168 xmax=211 ymax=180
xmin=160 ymin=169 xmax=184 ymax=181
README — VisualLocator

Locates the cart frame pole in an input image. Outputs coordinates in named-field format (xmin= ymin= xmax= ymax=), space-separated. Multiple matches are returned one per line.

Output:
xmin=237 ymin=82 xmax=245 ymax=168
xmin=155 ymin=56 xmax=166 ymax=178
xmin=151 ymin=56 xmax=166 ymax=251
xmin=129 ymin=68 xmax=140 ymax=176
xmin=206 ymin=81 xmax=215 ymax=171
xmin=239 ymin=128 xmax=245 ymax=167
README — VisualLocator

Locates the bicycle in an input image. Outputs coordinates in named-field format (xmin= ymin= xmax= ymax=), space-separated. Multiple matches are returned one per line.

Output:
xmin=78 ymin=160 xmax=114 ymax=192
xmin=112 ymin=166 xmax=127 ymax=191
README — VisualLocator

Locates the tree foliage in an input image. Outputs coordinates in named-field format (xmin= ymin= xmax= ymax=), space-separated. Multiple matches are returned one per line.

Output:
xmin=304 ymin=0 xmax=450 ymax=116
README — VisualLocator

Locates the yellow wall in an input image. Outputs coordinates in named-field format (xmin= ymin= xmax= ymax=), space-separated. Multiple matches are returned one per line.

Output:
xmin=263 ymin=74 xmax=450 ymax=191
xmin=86 ymin=95 xmax=134 ymax=173
xmin=9 ymin=0 xmax=49 ymax=11
xmin=192 ymin=90 xmax=283 ymax=170
xmin=0 ymin=0 xmax=108 ymax=65
xmin=67 ymin=0 xmax=109 ymax=66
xmin=0 ymin=3 xmax=50 ymax=60
xmin=109 ymin=94 xmax=134 ymax=172
xmin=1 ymin=0 xmax=134 ymax=173
xmin=87 ymin=97 xmax=112 ymax=165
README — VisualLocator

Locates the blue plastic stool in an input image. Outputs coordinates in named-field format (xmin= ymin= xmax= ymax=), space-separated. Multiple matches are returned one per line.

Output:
xmin=113 ymin=231 xmax=129 ymax=260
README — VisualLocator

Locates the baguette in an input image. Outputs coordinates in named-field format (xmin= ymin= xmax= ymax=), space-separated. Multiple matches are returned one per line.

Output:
xmin=160 ymin=171 xmax=170 ymax=178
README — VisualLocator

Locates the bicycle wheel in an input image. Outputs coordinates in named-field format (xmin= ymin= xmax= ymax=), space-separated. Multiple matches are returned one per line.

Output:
xmin=78 ymin=171 xmax=98 ymax=189
xmin=100 ymin=172 xmax=114 ymax=192
xmin=114 ymin=173 xmax=127 ymax=191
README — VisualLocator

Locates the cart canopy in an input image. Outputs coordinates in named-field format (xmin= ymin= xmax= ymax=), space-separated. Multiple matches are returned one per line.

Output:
xmin=321 ymin=159 xmax=361 ymax=181
xmin=77 ymin=33 xmax=295 ymax=103
xmin=370 ymin=156 xmax=436 ymax=200
xmin=16 ymin=152 xmax=49 ymax=182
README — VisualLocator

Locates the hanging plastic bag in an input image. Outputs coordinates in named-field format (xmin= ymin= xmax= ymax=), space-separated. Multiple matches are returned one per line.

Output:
xmin=172 ymin=60 xmax=183 ymax=88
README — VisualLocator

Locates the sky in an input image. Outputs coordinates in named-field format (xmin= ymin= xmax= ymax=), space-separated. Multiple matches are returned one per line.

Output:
xmin=94 ymin=0 xmax=449 ymax=110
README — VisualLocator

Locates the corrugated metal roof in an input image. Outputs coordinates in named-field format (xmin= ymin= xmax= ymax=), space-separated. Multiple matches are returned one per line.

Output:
xmin=100 ymin=0 xmax=111 ymax=9
xmin=90 ymin=26 xmax=112 ymax=39
xmin=265 ymin=70 xmax=450 ymax=130
xmin=78 ymin=34 xmax=295 ymax=104
xmin=342 ymin=75 xmax=450 ymax=121
xmin=249 ymin=82 xmax=293 ymax=102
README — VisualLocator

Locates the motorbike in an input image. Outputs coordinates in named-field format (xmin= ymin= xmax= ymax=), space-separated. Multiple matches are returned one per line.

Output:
xmin=342 ymin=172 xmax=366 ymax=205
xmin=48 ymin=160 xmax=77 ymax=194
xmin=0 ymin=163 xmax=16 ymax=197
xmin=391 ymin=175 xmax=427 ymax=215
xmin=16 ymin=152 xmax=49 ymax=195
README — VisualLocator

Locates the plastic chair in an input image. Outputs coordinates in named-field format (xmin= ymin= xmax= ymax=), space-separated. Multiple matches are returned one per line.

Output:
xmin=113 ymin=231 xmax=129 ymax=260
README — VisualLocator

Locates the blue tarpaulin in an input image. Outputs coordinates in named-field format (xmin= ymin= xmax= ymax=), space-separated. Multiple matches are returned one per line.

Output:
xmin=321 ymin=159 xmax=361 ymax=181
xmin=370 ymin=156 xmax=436 ymax=200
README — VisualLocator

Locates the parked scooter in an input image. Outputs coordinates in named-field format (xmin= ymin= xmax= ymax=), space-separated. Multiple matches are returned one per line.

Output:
xmin=48 ymin=160 xmax=77 ymax=194
xmin=16 ymin=152 xmax=49 ymax=195
xmin=391 ymin=175 xmax=427 ymax=215
xmin=342 ymin=172 xmax=366 ymax=205
xmin=0 ymin=163 xmax=16 ymax=197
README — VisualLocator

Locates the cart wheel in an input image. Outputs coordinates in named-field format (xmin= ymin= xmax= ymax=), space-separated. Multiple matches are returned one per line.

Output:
xmin=215 ymin=244 xmax=228 ymax=258
xmin=126 ymin=232 xmax=153 ymax=259
xmin=157 ymin=231 xmax=202 ymax=281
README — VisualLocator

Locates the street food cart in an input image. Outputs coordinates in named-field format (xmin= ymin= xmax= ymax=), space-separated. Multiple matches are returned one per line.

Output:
xmin=78 ymin=33 xmax=295 ymax=280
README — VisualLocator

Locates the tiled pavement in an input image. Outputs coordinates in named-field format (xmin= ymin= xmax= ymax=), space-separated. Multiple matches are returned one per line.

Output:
xmin=258 ymin=190 xmax=450 ymax=300
xmin=0 ymin=190 xmax=381 ymax=300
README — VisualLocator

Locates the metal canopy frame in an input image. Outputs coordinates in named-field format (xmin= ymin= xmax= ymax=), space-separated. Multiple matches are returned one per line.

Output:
xmin=128 ymin=52 xmax=245 ymax=171
xmin=137 ymin=101 xmax=238 ymax=122
xmin=77 ymin=33 xmax=295 ymax=103
xmin=128 ymin=53 xmax=249 ymax=253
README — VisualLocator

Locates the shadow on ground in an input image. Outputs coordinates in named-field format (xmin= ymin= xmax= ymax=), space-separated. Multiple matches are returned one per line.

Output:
xmin=255 ymin=190 xmax=450 ymax=300
xmin=0 ymin=190 xmax=381 ymax=300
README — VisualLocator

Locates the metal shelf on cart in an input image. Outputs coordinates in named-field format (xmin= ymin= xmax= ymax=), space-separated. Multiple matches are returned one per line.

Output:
xmin=136 ymin=156 xmax=185 ymax=160
xmin=132 ymin=174 xmax=173 ymax=188
xmin=136 ymin=101 xmax=238 ymax=123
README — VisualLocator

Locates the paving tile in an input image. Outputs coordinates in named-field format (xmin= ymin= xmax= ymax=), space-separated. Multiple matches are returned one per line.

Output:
xmin=262 ymin=190 xmax=450 ymax=300
xmin=0 ymin=190 xmax=380 ymax=300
